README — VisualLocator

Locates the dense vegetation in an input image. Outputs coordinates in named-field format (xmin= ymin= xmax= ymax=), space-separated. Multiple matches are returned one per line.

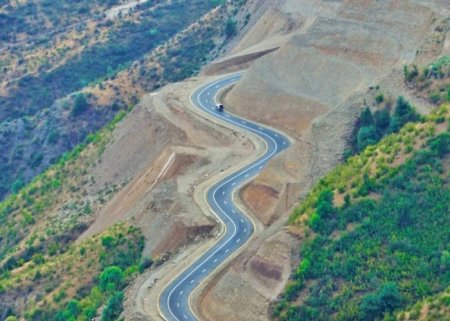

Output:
xmin=1 ymin=223 xmax=150 ymax=321
xmin=347 ymin=97 xmax=421 ymax=156
xmin=0 ymin=112 xmax=137 ymax=320
xmin=275 ymin=105 xmax=450 ymax=321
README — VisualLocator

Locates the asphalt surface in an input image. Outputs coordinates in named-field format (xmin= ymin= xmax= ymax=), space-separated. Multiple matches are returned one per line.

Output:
xmin=159 ymin=73 xmax=290 ymax=321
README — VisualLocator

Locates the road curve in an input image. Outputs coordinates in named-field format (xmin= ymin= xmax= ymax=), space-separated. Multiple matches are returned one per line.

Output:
xmin=158 ymin=73 xmax=290 ymax=321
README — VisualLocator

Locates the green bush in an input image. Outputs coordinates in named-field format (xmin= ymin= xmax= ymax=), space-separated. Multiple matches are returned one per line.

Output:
xmin=99 ymin=266 xmax=124 ymax=293
xmin=101 ymin=291 xmax=124 ymax=321
xmin=71 ymin=93 xmax=90 ymax=117
xmin=225 ymin=18 xmax=237 ymax=38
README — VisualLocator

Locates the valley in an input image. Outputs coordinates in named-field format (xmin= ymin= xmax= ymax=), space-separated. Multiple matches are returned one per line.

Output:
xmin=0 ymin=1 xmax=449 ymax=321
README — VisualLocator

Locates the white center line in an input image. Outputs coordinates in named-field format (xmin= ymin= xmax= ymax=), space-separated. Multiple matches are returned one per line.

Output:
xmin=236 ymin=239 xmax=241 ymax=243
xmin=231 ymin=182 xmax=236 ymax=186
xmin=244 ymin=173 xmax=250 ymax=178
xmin=190 ymin=279 xmax=195 ymax=284
xmin=202 ymin=268 xmax=206 ymax=273
xmin=231 ymin=209 xmax=236 ymax=214
xmin=179 ymin=290 xmax=183 ymax=295
xmin=222 ymin=191 xmax=225 ymax=195
xmin=177 ymin=302 xmax=180 ymax=308
xmin=259 ymin=165 xmax=264 ymax=169
xmin=225 ymin=249 xmax=230 ymax=253
xmin=224 ymin=200 xmax=227 ymax=205
xmin=213 ymin=258 xmax=218 ymax=263
xmin=240 ymin=219 xmax=244 ymax=223
xmin=244 ymin=228 xmax=247 ymax=232
xmin=183 ymin=314 xmax=188 ymax=320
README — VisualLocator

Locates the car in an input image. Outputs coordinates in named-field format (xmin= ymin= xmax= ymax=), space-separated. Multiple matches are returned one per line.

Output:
xmin=215 ymin=103 xmax=224 ymax=112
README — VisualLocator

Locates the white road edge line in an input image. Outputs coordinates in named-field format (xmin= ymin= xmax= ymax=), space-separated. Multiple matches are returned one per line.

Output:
xmin=163 ymin=74 xmax=288 ymax=321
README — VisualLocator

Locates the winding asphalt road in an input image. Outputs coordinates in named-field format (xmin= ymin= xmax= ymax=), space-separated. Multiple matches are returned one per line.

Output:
xmin=159 ymin=73 xmax=290 ymax=321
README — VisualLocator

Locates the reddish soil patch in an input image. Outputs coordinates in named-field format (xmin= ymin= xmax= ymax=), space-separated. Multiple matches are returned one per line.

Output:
xmin=241 ymin=183 xmax=280 ymax=225
xmin=249 ymin=256 xmax=282 ymax=281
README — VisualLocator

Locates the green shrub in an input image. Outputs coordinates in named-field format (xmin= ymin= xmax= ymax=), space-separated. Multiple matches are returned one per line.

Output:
xmin=225 ymin=18 xmax=237 ymax=38
xmin=101 ymin=291 xmax=124 ymax=321
xmin=99 ymin=266 xmax=124 ymax=293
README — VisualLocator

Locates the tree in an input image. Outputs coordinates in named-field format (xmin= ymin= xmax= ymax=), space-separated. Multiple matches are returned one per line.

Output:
xmin=389 ymin=97 xmax=419 ymax=133
xmin=428 ymin=132 xmax=450 ymax=157
xmin=316 ymin=188 xmax=335 ymax=219
xmin=374 ymin=109 xmax=391 ymax=132
xmin=360 ymin=283 xmax=403 ymax=320
xmin=99 ymin=266 xmax=124 ymax=293
xmin=101 ymin=291 xmax=124 ymax=321
xmin=360 ymin=107 xmax=374 ymax=127
xmin=71 ymin=93 xmax=89 ymax=117
xmin=225 ymin=18 xmax=237 ymax=38
xmin=357 ymin=126 xmax=378 ymax=151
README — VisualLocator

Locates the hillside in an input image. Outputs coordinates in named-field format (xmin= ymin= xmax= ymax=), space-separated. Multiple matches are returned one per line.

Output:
xmin=1 ymin=1 xmax=449 ymax=321
xmin=0 ymin=0 xmax=251 ymax=319
xmin=274 ymin=105 xmax=449 ymax=321
xmin=0 ymin=0 xmax=247 ymax=201
xmin=195 ymin=2 xmax=450 ymax=321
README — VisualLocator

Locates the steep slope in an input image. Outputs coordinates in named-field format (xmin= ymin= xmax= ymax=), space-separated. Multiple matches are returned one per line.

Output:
xmin=196 ymin=1 xmax=450 ymax=321
xmin=0 ymin=0 xmax=243 ymax=201
xmin=275 ymin=105 xmax=449 ymax=321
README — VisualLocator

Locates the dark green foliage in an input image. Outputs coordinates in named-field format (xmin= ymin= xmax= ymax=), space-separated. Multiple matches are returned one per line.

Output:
xmin=99 ymin=266 xmax=124 ymax=293
xmin=360 ymin=107 xmax=374 ymax=127
xmin=389 ymin=97 xmax=421 ymax=133
xmin=360 ymin=283 xmax=403 ymax=320
xmin=357 ymin=125 xmax=378 ymax=151
xmin=349 ymin=97 xmax=418 ymax=155
xmin=274 ymin=139 xmax=450 ymax=321
xmin=225 ymin=18 xmax=237 ymax=38
xmin=71 ymin=94 xmax=90 ymax=117
xmin=428 ymin=132 xmax=450 ymax=157
xmin=101 ymin=291 xmax=124 ymax=321
xmin=139 ymin=257 xmax=153 ymax=272
xmin=374 ymin=109 xmax=391 ymax=131
xmin=10 ymin=179 xmax=24 ymax=194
